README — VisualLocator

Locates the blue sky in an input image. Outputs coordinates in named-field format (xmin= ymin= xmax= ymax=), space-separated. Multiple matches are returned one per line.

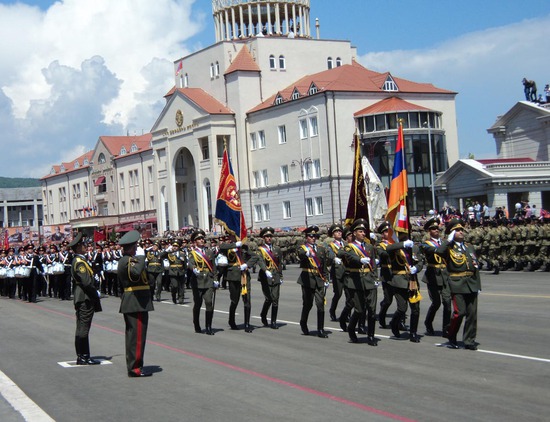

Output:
xmin=1 ymin=0 xmax=549 ymax=177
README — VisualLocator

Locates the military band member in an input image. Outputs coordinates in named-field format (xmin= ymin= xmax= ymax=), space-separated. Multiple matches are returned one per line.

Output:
xmin=257 ymin=227 xmax=284 ymax=329
xmin=162 ymin=241 xmax=187 ymax=304
xmin=297 ymin=225 xmax=330 ymax=338
xmin=326 ymin=224 xmax=347 ymax=322
xmin=70 ymin=233 xmax=102 ymax=365
xmin=146 ymin=241 xmax=165 ymax=302
xmin=419 ymin=217 xmax=451 ymax=337
xmin=117 ymin=230 xmax=154 ymax=377
xmin=342 ymin=219 xmax=379 ymax=345
xmin=188 ymin=229 xmax=217 ymax=335
xmin=59 ymin=241 xmax=73 ymax=300
xmin=439 ymin=218 xmax=481 ymax=350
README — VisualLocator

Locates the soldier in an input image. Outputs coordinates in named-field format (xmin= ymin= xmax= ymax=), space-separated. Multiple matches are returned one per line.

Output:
xmin=162 ymin=241 xmax=187 ymax=304
xmin=419 ymin=217 xmax=451 ymax=337
xmin=341 ymin=219 xmax=378 ymax=345
xmin=325 ymin=223 xmax=347 ymax=322
xmin=376 ymin=221 xmax=396 ymax=329
xmin=146 ymin=241 xmax=165 ymax=302
xmin=188 ymin=229 xmax=218 ymax=335
xmin=219 ymin=235 xmax=256 ymax=333
xmin=117 ymin=231 xmax=154 ymax=377
xmin=439 ymin=218 xmax=481 ymax=350
xmin=257 ymin=227 xmax=284 ymax=329
xmin=297 ymin=225 xmax=330 ymax=338
xmin=70 ymin=233 xmax=102 ymax=365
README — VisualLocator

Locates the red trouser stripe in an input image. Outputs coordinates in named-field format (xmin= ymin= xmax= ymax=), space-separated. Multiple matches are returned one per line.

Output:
xmin=135 ymin=312 xmax=143 ymax=370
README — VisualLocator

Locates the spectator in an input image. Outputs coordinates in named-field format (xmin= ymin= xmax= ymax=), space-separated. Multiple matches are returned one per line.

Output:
xmin=545 ymin=84 xmax=550 ymax=103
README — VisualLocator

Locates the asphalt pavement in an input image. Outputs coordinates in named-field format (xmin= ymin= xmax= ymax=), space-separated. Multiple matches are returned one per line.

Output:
xmin=1 ymin=266 xmax=549 ymax=422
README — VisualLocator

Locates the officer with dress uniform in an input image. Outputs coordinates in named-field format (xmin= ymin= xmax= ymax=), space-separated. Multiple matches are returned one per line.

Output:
xmin=257 ymin=227 xmax=284 ymax=329
xmin=188 ymin=229 xmax=218 ymax=335
xmin=146 ymin=242 xmax=164 ymax=302
xmin=326 ymin=224 xmax=348 ymax=322
xmin=419 ymin=217 xmax=451 ymax=337
xmin=439 ymin=218 xmax=481 ymax=350
xmin=117 ymin=230 xmax=154 ymax=377
xmin=342 ymin=219 xmax=379 ymax=345
xmin=219 ymin=235 xmax=256 ymax=333
xmin=376 ymin=221 xmax=396 ymax=329
xmin=162 ymin=241 xmax=187 ymax=304
xmin=70 ymin=233 xmax=102 ymax=365
xmin=297 ymin=225 xmax=330 ymax=338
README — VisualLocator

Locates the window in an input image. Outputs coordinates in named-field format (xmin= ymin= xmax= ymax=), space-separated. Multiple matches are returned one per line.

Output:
xmin=210 ymin=63 xmax=215 ymax=78
xmin=254 ymin=205 xmax=262 ymax=222
xmin=184 ymin=73 xmax=189 ymax=87
xmin=327 ymin=57 xmax=333 ymax=69
xmin=304 ymin=161 xmax=313 ymax=180
xmin=308 ymin=83 xmax=318 ymax=95
xmin=136 ymin=198 xmax=140 ymax=210
xmin=262 ymin=204 xmax=270 ymax=221
xmin=133 ymin=170 xmax=139 ymax=186
xmin=98 ymin=153 xmax=106 ymax=164
xmin=261 ymin=169 xmax=268 ymax=187
xmin=299 ymin=119 xmax=308 ymax=139
xmin=250 ymin=132 xmax=257 ymax=150
xmin=309 ymin=116 xmax=318 ymax=136
xmin=215 ymin=61 xmax=220 ymax=77
xmin=278 ymin=125 xmax=287 ymax=144
xmin=129 ymin=171 xmax=134 ymax=187
xmin=313 ymin=159 xmax=321 ymax=178
xmin=201 ymin=139 xmax=209 ymax=160
xmin=148 ymin=166 xmax=153 ymax=183
xmin=274 ymin=95 xmax=284 ymax=105
xmin=315 ymin=197 xmax=324 ymax=215
xmin=258 ymin=130 xmax=266 ymax=148
xmin=283 ymin=201 xmax=292 ymax=219
xmin=306 ymin=198 xmax=314 ymax=216
xmin=336 ymin=57 xmax=342 ymax=67
xmin=291 ymin=88 xmax=300 ymax=100
xmin=131 ymin=199 xmax=135 ymax=212
xmin=280 ymin=165 xmax=289 ymax=183
xmin=269 ymin=55 xmax=276 ymax=69
xmin=150 ymin=196 xmax=155 ymax=208
xmin=83 ymin=182 xmax=88 ymax=197
xmin=253 ymin=171 xmax=260 ymax=188
xmin=122 ymin=201 xmax=126 ymax=213
xmin=279 ymin=55 xmax=286 ymax=69
xmin=130 ymin=143 xmax=138 ymax=153
xmin=120 ymin=146 xmax=127 ymax=155
xmin=383 ymin=76 xmax=398 ymax=91
xmin=119 ymin=173 xmax=125 ymax=189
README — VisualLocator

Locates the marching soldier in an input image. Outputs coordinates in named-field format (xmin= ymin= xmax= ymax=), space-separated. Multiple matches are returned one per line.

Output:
xmin=162 ymin=241 xmax=187 ymax=304
xmin=117 ymin=230 xmax=154 ymax=377
xmin=326 ymin=223 xmax=347 ymax=322
xmin=146 ymin=241 xmax=164 ymax=302
xmin=257 ymin=227 xmax=284 ymax=329
xmin=419 ymin=217 xmax=451 ymax=337
xmin=188 ymin=229 xmax=218 ymax=335
xmin=297 ymin=225 xmax=330 ymax=338
xmin=439 ymin=218 xmax=481 ymax=350
xmin=376 ymin=221 xmax=396 ymax=329
xmin=70 ymin=233 xmax=102 ymax=365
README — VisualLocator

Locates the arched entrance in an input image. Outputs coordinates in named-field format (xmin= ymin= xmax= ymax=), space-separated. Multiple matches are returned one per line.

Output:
xmin=173 ymin=147 xmax=197 ymax=229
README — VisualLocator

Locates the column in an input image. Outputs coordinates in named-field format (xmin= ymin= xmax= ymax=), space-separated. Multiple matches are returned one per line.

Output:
xmin=257 ymin=3 xmax=262 ymax=35
xmin=284 ymin=3 xmax=289 ymax=35
xmin=239 ymin=4 xmax=244 ymax=37
xmin=292 ymin=4 xmax=296 ymax=35
xmin=266 ymin=2 xmax=272 ymax=35
xmin=248 ymin=4 xmax=253 ymax=35
xmin=225 ymin=9 xmax=230 ymax=41
xmin=275 ymin=3 xmax=281 ymax=34
xmin=231 ymin=6 xmax=236 ymax=39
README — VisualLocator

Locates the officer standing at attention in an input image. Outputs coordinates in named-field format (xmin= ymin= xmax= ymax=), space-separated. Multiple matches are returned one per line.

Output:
xmin=117 ymin=230 xmax=154 ymax=377
xmin=257 ymin=227 xmax=284 ymax=329
xmin=419 ymin=217 xmax=451 ymax=337
xmin=439 ymin=218 xmax=481 ymax=350
xmin=70 ymin=232 xmax=102 ymax=365
xmin=297 ymin=225 xmax=330 ymax=338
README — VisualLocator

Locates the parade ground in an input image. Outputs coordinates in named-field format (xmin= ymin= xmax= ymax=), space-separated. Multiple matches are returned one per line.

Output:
xmin=1 ymin=266 xmax=549 ymax=422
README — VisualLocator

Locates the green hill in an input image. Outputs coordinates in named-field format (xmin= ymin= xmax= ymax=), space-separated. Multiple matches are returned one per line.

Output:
xmin=0 ymin=177 xmax=41 ymax=188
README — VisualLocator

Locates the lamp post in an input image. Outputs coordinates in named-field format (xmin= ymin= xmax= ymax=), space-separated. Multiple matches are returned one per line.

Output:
xmin=291 ymin=157 xmax=312 ymax=226
xmin=423 ymin=121 xmax=436 ymax=212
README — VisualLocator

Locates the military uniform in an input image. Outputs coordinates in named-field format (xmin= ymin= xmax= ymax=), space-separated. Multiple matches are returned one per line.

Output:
xmin=161 ymin=242 xmax=187 ymax=304
xmin=117 ymin=231 xmax=154 ymax=377
xmin=297 ymin=226 xmax=330 ymax=338
xmin=376 ymin=221 xmax=395 ymax=329
xmin=146 ymin=243 xmax=165 ymax=302
xmin=325 ymin=224 xmax=348 ymax=323
xmin=256 ymin=227 xmax=284 ymax=329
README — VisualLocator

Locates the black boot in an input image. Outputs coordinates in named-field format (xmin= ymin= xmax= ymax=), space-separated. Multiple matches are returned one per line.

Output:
xmin=300 ymin=308 xmax=309 ymax=335
xmin=77 ymin=354 xmax=101 ymax=365
xmin=260 ymin=301 xmax=270 ymax=326
xmin=378 ymin=301 xmax=389 ymax=329
xmin=347 ymin=312 xmax=359 ymax=343
xmin=193 ymin=307 xmax=202 ymax=333
xmin=390 ymin=313 xmax=402 ymax=338
xmin=357 ymin=312 xmax=366 ymax=335
xmin=244 ymin=307 xmax=253 ymax=333
xmin=409 ymin=332 xmax=420 ymax=343
xmin=271 ymin=306 xmax=279 ymax=329
xmin=228 ymin=303 xmax=238 ymax=330
xmin=317 ymin=311 xmax=328 ymax=338
xmin=205 ymin=310 xmax=214 ymax=335
xmin=339 ymin=306 xmax=349 ymax=332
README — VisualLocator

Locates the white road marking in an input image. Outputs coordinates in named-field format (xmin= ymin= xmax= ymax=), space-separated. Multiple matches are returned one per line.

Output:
xmin=57 ymin=360 xmax=113 ymax=368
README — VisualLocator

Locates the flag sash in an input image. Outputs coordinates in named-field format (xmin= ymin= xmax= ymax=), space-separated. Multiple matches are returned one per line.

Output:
xmin=191 ymin=248 xmax=213 ymax=273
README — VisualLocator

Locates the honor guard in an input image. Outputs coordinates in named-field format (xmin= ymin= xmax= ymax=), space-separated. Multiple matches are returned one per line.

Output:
xmin=326 ymin=224 xmax=348 ymax=322
xmin=376 ymin=221 xmax=396 ymax=329
xmin=257 ymin=227 xmax=284 ymax=329
xmin=162 ymin=241 xmax=187 ymax=304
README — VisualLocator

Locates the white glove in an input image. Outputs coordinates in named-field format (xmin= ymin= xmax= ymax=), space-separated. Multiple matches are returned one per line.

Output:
xmin=265 ymin=270 xmax=273 ymax=278
xmin=360 ymin=257 xmax=370 ymax=265
xmin=410 ymin=266 xmax=418 ymax=275
xmin=333 ymin=257 xmax=342 ymax=265
xmin=324 ymin=281 xmax=330 ymax=288
xmin=375 ymin=258 xmax=380 ymax=266
xmin=403 ymin=240 xmax=414 ymax=248
xmin=370 ymin=233 xmax=376 ymax=240
xmin=240 ymin=263 xmax=248 ymax=271
xmin=305 ymin=250 xmax=311 ymax=257
xmin=279 ymin=279 xmax=284 ymax=285
xmin=213 ymin=280 xmax=220 ymax=288
xmin=235 ymin=241 xmax=242 ymax=247
xmin=97 ymin=290 xmax=101 ymax=297
xmin=136 ymin=246 xmax=145 ymax=256
xmin=447 ymin=230 xmax=456 ymax=242
xmin=193 ymin=268 xmax=200 ymax=275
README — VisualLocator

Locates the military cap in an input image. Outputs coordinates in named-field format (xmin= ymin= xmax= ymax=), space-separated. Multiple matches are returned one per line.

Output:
xmin=191 ymin=229 xmax=206 ymax=241
xmin=445 ymin=218 xmax=465 ymax=235
xmin=68 ymin=232 xmax=83 ymax=249
xmin=377 ymin=221 xmax=391 ymax=234
xmin=118 ymin=230 xmax=140 ymax=246
xmin=172 ymin=240 xmax=180 ymax=247
xmin=8 ymin=247 xmax=15 ymax=252
xmin=351 ymin=219 xmax=368 ymax=232
xmin=343 ymin=227 xmax=352 ymax=238
xmin=328 ymin=224 xmax=343 ymax=236
xmin=423 ymin=217 xmax=441 ymax=231
xmin=303 ymin=225 xmax=320 ymax=237
xmin=260 ymin=226 xmax=275 ymax=237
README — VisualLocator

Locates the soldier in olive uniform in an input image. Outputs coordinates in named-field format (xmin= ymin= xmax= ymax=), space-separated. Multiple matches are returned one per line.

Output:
xmin=341 ymin=219 xmax=378 ymax=345
xmin=146 ymin=241 xmax=164 ymax=302
xmin=117 ymin=230 xmax=154 ymax=377
xmin=297 ymin=225 xmax=330 ymax=338
xmin=70 ymin=233 xmax=102 ymax=365
xmin=419 ymin=217 xmax=451 ymax=337
xmin=188 ymin=229 xmax=218 ymax=335
xmin=257 ymin=227 xmax=284 ymax=329
xmin=439 ymin=219 xmax=481 ymax=350
xmin=325 ymin=224 xmax=347 ymax=322
xmin=162 ymin=241 xmax=187 ymax=304
xmin=376 ymin=221 xmax=397 ymax=329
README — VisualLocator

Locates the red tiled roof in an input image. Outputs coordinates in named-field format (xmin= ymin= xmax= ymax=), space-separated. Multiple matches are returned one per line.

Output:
xmin=41 ymin=150 xmax=94 ymax=180
xmin=354 ymin=96 xmax=431 ymax=116
xmin=100 ymin=133 xmax=152 ymax=158
xmin=477 ymin=158 xmax=535 ymax=165
xmin=225 ymin=45 xmax=260 ymax=75
xmin=164 ymin=87 xmax=233 ymax=115
xmin=249 ymin=61 xmax=455 ymax=113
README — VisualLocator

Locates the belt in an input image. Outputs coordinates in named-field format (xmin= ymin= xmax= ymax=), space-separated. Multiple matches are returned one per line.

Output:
xmin=148 ymin=263 xmax=161 ymax=266
xmin=346 ymin=268 xmax=371 ymax=273
xmin=170 ymin=264 xmax=183 ymax=267
xmin=124 ymin=285 xmax=150 ymax=292
xmin=449 ymin=271 xmax=474 ymax=277
xmin=394 ymin=270 xmax=408 ymax=275
xmin=428 ymin=264 xmax=446 ymax=269
xmin=302 ymin=268 xmax=321 ymax=273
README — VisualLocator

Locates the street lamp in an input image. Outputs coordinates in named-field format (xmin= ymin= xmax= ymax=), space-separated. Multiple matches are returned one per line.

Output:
xmin=423 ymin=120 xmax=436 ymax=212
xmin=291 ymin=157 xmax=312 ymax=226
